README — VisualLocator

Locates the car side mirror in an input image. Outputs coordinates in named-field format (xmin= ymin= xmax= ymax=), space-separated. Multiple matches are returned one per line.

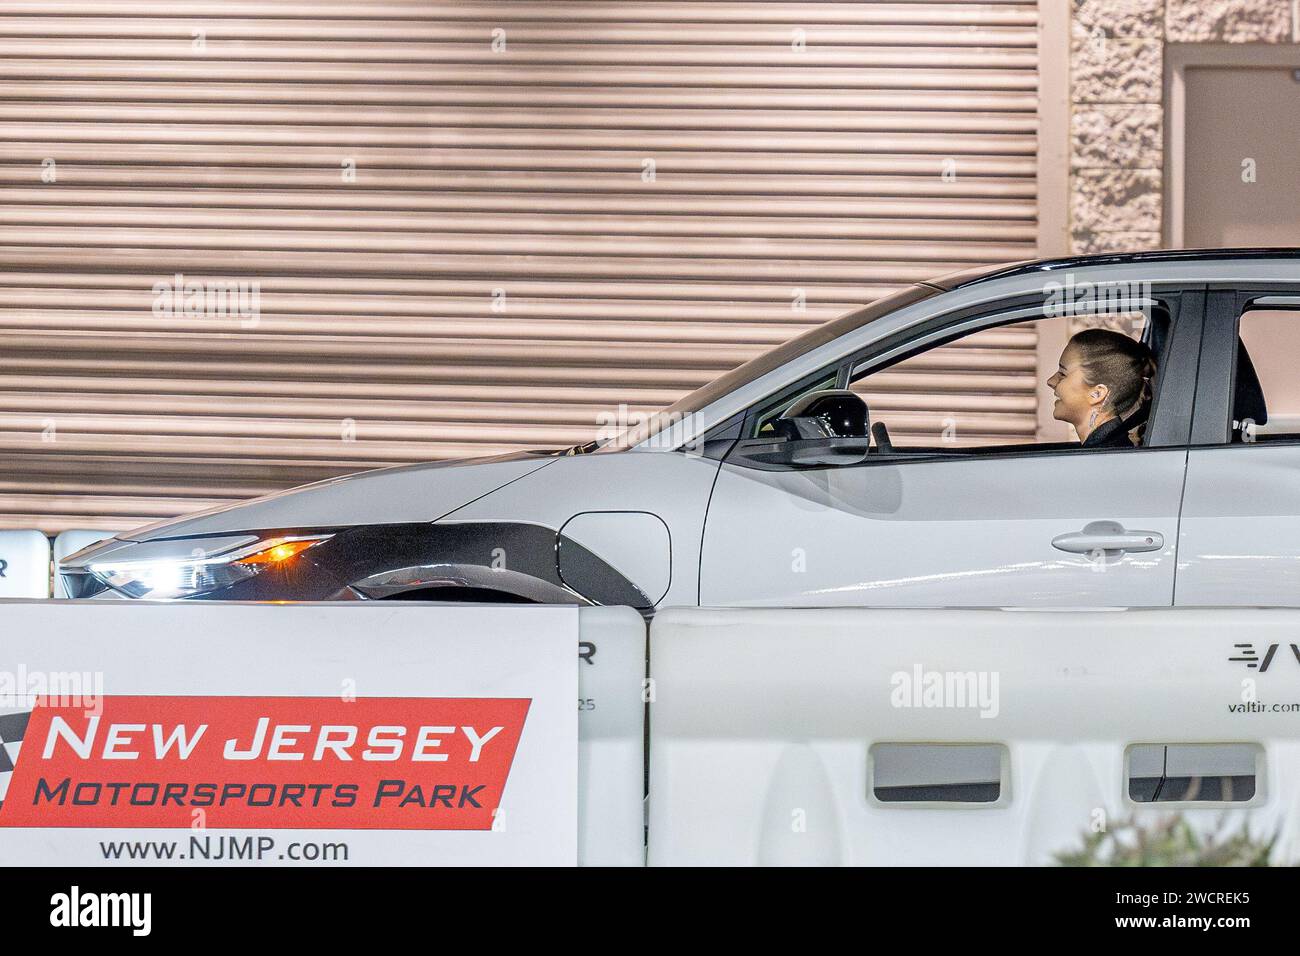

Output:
xmin=783 ymin=436 xmax=872 ymax=466
xmin=731 ymin=390 xmax=875 ymax=467
xmin=771 ymin=389 xmax=869 ymax=440
xmin=730 ymin=435 xmax=871 ymax=468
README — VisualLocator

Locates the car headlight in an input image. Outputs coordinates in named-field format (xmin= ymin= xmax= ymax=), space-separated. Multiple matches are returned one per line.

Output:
xmin=64 ymin=534 xmax=332 ymax=600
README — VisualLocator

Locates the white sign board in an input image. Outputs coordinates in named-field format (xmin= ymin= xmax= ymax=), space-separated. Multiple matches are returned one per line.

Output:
xmin=0 ymin=531 xmax=50 ymax=599
xmin=576 ymin=606 xmax=645 ymax=866
xmin=0 ymin=601 xmax=577 ymax=865
xmin=649 ymin=606 xmax=1300 ymax=866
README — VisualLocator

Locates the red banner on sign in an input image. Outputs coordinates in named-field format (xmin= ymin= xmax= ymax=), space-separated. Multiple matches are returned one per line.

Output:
xmin=0 ymin=696 xmax=530 ymax=830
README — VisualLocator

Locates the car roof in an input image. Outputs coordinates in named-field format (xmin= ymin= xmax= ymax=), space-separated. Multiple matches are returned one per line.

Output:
xmin=927 ymin=247 xmax=1300 ymax=291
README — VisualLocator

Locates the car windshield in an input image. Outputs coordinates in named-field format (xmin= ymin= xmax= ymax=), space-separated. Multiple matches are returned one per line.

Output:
xmin=593 ymin=283 xmax=938 ymax=451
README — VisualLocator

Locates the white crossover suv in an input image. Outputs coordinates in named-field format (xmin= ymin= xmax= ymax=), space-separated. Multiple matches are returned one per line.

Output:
xmin=60 ymin=249 xmax=1300 ymax=612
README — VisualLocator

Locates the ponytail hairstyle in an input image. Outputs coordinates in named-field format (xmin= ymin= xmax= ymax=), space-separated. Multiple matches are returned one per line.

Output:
xmin=1069 ymin=328 xmax=1156 ymax=417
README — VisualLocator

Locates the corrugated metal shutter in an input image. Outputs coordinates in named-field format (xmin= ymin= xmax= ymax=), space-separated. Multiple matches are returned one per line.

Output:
xmin=0 ymin=1 xmax=1039 ymax=532
xmin=855 ymin=321 xmax=1040 ymax=447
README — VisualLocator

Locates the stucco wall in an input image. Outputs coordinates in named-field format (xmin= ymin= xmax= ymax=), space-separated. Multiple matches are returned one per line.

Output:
xmin=1069 ymin=0 xmax=1294 ymax=254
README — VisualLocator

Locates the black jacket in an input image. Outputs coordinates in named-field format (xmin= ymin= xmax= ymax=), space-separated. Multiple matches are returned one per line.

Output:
xmin=1081 ymin=416 xmax=1134 ymax=449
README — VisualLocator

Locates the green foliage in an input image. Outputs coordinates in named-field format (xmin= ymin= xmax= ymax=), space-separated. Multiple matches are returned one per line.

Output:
xmin=1055 ymin=814 xmax=1277 ymax=867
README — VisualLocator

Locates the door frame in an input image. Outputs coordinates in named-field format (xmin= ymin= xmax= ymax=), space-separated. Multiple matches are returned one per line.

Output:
xmin=1192 ymin=283 xmax=1300 ymax=445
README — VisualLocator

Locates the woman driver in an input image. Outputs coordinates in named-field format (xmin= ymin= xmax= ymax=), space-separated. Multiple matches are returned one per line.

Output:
xmin=1046 ymin=328 xmax=1156 ymax=448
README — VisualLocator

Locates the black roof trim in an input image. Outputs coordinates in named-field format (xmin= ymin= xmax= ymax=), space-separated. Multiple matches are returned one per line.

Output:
xmin=929 ymin=247 xmax=1300 ymax=291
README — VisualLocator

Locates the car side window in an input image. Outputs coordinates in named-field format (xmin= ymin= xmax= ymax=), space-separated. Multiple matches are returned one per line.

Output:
xmin=740 ymin=299 xmax=1174 ymax=460
xmin=848 ymin=310 xmax=1154 ymax=453
xmin=1234 ymin=307 xmax=1300 ymax=442
xmin=750 ymin=373 xmax=836 ymax=438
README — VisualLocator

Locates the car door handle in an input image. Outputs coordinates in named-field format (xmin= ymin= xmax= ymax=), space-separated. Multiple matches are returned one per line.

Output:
xmin=1051 ymin=520 xmax=1164 ymax=555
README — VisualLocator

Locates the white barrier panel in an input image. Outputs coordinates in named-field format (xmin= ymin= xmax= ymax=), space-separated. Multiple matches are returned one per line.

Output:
xmin=52 ymin=530 xmax=122 ymax=598
xmin=0 ymin=602 xmax=578 ymax=865
xmin=0 ymin=531 xmax=51 ymax=599
xmin=648 ymin=607 xmax=1300 ymax=866
xmin=577 ymin=606 xmax=646 ymax=866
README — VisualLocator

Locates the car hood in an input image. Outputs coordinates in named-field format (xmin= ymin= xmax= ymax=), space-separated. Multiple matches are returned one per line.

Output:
xmin=118 ymin=451 xmax=562 ymax=542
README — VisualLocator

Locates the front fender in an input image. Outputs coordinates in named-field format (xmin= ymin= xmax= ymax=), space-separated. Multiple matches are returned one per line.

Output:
xmin=349 ymin=562 xmax=589 ymax=604
xmin=307 ymin=521 xmax=651 ymax=608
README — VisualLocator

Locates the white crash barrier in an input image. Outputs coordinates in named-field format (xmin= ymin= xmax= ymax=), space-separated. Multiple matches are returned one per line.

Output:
xmin=647 ymin=607 xmax=1300 ymax=866
xmin=0 ymin=531 xmax=51 ymax=599
xmin=577 ymin=606 xmax=647 ymax=866
xmin=51 ymin=530 xmax=121 ymax=598
xmin=0 ymin=601 xmax=644 ymax=866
